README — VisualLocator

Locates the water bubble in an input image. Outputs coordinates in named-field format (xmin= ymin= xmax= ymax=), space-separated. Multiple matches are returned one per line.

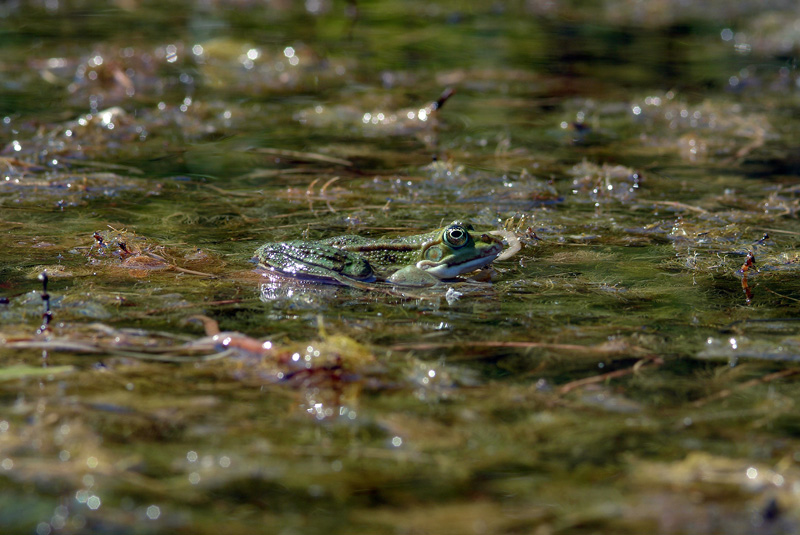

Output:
xmin=86 ymin=496 xmax=101 ymax=510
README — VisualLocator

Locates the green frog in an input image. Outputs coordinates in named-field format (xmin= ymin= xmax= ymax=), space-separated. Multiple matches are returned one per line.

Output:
xmin=254 ymin=221 xmax=504 ymax=286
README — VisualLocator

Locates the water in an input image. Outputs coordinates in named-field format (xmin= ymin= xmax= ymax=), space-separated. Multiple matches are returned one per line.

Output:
xmin=2 ymin=1 xmax=800 ymax=533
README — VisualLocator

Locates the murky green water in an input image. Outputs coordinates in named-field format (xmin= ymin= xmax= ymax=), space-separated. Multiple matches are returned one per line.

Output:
xmin=3 ymin=1 xmax=800 ymax=533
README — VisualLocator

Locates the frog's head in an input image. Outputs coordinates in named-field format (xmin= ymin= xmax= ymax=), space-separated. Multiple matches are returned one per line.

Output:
xmin=416 ymin=222 xmax=504 ymax=278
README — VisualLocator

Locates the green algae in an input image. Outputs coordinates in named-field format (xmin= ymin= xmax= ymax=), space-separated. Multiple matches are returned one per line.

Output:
xmin=3 ymin=1 xmax=800 ymax=534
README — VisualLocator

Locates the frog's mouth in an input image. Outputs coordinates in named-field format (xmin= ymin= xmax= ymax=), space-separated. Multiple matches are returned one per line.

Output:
xmin=416 ymin=242 xmax=503 ymax=279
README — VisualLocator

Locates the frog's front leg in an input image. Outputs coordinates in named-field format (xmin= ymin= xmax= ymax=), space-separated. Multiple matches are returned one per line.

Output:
xmin=386 ymin=266 xmax=441 ymax=287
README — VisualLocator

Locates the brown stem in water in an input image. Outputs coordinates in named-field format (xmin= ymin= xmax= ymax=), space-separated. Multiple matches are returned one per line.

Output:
xmin=691 ymin=368 xmax=800 ymax=408
xmin=558 ymin=356 xmax=663 ymax=395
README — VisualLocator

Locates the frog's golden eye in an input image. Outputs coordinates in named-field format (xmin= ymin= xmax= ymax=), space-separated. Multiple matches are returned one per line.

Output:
xmin=443 ymin=225 xmax=468 ymax=248
xmin=425 ymin=246 xmax=443 ymax=262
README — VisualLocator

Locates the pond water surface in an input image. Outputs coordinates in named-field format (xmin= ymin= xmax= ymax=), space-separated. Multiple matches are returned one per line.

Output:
xmin=3 ymin=1 xmax=800 ymax=534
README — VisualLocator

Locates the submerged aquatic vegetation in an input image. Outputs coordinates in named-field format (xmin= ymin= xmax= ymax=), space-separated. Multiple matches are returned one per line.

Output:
xmin=4 ymin=1 xmax=800 ymax=534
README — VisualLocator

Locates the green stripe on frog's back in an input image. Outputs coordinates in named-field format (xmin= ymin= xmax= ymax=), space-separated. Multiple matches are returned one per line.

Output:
xmin=323 ymin=232 xmax=437 ymax=270
xmin=255 ymin=240 xmax=375 ymax=282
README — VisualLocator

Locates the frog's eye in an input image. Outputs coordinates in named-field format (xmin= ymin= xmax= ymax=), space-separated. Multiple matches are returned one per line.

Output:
xmin=443 ymin=225 xmax=468 ymax=248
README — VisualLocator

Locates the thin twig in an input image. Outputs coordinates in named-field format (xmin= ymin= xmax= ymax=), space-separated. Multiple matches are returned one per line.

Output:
xmin=643 ymin=200 xmax=709 ymax=214
xmin=252 ymin=148 xmax=352 ymax=166
xmin=759 ymin=227 xmax=800 ymax=237
xmin=143 ymin=252 xmax=217 ymax=278
xmin=204 ymin=184 xmax=257 ymax=198
xmin=691 ymin=368 xmax=800 ymax=408
xmin=763 ymin=287 xmax=800 ymax=303
xmin=60 ymin=157 xmax=143 ymax=174
xmin=139 ymin=299 xmax=246 ymax=317
xmin=389 ymin=340 xmax=646 ymax=357
xmin=558 ymin=356 xmax=663 ymax=394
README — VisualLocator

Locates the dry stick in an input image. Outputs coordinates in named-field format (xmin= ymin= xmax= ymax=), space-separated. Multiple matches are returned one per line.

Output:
xmin=143 ymin=252 xmax=217 ymax=278
xmin=252 ymin=148 xmax=352 ymax=167
xmin=60 ymin=157 xmax=143 ymax=174
xmin=759 ymin=227 xmax=800 ymax=237
xmin=204 ymin=184 xmax=258 ymax=198
xmin=723 ymin=129 xmax=766 ymax=164
xmin=643 ymin=200 xmax=709 ymax=214
xmin=235 ymin=168 xmax=317 ymax=180
xmin=558 ymin=356 xmax=664 ymax=395
xmin=6 ymin=340 xmax=102 ymax=353
xmin=763 ymin=287 xmax=800 ymax=303
xmin=6 ymin=339 xmax=236 ymax=362
xmin=139 ymin=299 xmax=245 ymax=317
xmin=319 ymin=176 xmax=341 ymax=195
xmin=320 ymin=176 xmax=341 ymax=213
xmin=306 ymin=177 xmax=320 ymax=214
xmin=389 ymin=340 xmax=635 ymax=353
xmin=691 ymin=368 xmax=800 ymax=408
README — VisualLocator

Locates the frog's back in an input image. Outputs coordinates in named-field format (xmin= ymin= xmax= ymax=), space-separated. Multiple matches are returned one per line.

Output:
xmin=323 ymin=233 xmax=435 ymax=271
xmin=255 ymin=240 xmax=375 ymax=282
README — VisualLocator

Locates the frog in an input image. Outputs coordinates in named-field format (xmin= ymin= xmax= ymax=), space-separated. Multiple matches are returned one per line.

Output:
xmin=254 ymin=221 xmax=504 ymax=287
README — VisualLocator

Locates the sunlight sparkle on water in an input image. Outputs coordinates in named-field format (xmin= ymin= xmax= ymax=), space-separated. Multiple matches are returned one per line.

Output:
xmin=165 ymin=44 xmax=178 ymax=63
